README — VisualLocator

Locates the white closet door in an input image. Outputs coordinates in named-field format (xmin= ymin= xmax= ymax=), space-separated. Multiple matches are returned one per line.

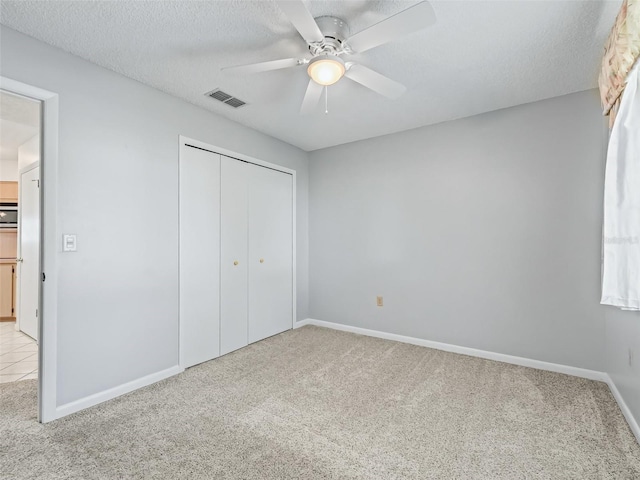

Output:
xmin=179 ymin=146 xmax=220 ymax=368
xmin=220 ymin=157 xmax=249 ymax=355
xmin=248 ymin=164 xmax=293 ymax=344
xmin=18 ymin=166 xmax=40 ymax=341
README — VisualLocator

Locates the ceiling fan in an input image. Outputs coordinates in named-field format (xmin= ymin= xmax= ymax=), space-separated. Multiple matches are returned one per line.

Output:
xmin=222 ymin=0 xmax=436 ymax=114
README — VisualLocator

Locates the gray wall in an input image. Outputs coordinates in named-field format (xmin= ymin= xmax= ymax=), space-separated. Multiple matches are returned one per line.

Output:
xmin=0 ymin=26 xmax=309 ymax=406
xmin=309 ymin=90 xmax=608 ymax=371
xmin=606 ymin=309 xmax=640 ymax=426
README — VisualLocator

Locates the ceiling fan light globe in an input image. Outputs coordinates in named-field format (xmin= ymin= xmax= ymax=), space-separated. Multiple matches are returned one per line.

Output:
xmin=307 ymin=57 xmax=345 ymax=86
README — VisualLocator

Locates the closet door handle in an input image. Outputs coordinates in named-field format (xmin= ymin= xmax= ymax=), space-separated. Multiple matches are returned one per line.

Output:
xmin=259 ymin=258 xmax=264 ymax=263
xmin=233 ymin=260 xmax=239 ymax=266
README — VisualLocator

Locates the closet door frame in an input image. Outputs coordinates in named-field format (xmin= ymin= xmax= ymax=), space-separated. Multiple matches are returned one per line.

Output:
xmin=178 ymin=136 xmax=296 ymax=369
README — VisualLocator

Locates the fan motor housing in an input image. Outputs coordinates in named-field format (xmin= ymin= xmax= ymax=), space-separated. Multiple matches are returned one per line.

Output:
xmin=309 ymin=16 xmax=349 ymax=56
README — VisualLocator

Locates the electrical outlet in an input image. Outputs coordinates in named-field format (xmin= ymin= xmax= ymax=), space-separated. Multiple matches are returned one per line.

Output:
xmin=376 ymin=296 xmax=383 ymax=307
xmin=629 ymin=348 xmax=634 ymax=367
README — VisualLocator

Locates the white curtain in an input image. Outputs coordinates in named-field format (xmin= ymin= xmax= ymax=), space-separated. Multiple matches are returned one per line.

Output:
xmin=601 ymin=61 xmax=640 ymax=310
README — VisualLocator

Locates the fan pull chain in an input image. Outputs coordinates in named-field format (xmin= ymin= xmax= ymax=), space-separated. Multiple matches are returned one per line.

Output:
xmin=325 ymin=86 xmax=328 ymax=114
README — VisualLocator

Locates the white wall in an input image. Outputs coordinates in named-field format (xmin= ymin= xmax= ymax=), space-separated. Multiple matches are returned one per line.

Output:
xmin=0 ymin=26 xmax=309 ymax=407
xmin=18 ymin=134 xmax=39 ymax=171
xmin=0 ymin=133 xmax=38 ymax=181
xmin=309 ymin=90 xmax=608 ymax=371
xmin=0 ymin=156 xmax=18 ymax=181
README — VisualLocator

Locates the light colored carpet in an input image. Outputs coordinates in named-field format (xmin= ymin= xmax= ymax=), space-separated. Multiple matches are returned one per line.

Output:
xmin=1 ymin=325 xmax=639 ymax=479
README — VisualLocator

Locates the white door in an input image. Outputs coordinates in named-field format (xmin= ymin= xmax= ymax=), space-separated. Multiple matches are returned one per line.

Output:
xmin=248 ymin=164 xmax=293 ymax=344
xmin=179 ymin=146 xmax=221 ymax=368
xmin=220 ymin=156 xmax=248 ymax=355
xmin=18 ymin=166 xmax=40 ymax=341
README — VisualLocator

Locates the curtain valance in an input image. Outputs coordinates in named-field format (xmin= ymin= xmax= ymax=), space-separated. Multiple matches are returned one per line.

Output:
xmin=599 ymin=0 xmax=640 ymax=127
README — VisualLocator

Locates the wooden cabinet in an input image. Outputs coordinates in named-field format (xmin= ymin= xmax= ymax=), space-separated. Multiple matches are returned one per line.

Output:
xmin=0 ymin=262 xmax=16 ymax=319
xmin=0 ymin=230 xmax=18 ymax=259
xmin=0 ymin=182 xmax=18 ymax=320
xmin=0 ymin=181 xmax=18 ymax=203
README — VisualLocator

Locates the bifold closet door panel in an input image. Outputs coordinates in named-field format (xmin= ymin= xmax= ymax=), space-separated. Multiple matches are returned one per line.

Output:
xmin=248 ymin=165 xmax=293 ymax=344
xmin=220 ymin=156 xmax=249 ymax=356
xmin=179 ymin=146 xmax=221 ymax=368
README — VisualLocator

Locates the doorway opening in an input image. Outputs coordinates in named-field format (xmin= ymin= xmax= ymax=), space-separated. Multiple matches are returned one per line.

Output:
xmin=0 ymin=90 xmax=41 ymax=384
xmin=1 ymin=76 xmax=58 ymax=422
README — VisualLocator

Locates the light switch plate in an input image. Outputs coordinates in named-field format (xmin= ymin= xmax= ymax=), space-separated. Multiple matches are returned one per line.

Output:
xmin=63 ymin=234 xmax=77 ymax=252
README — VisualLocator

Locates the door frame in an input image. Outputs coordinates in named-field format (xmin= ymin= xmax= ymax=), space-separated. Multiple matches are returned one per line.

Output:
xmin=16 ymin=161 xmax=40 ymax=336
xmin=1 ymin=77 xmax=59 ymax=423
xmin=178 ymin=135 xmax=297 ymax=369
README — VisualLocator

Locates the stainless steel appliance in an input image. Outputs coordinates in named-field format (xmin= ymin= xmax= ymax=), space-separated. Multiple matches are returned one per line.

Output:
xmin=0 ymin=204 xmax=18 ymax=228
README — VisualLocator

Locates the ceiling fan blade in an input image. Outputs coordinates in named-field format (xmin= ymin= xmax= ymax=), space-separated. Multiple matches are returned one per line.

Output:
xmin=276 ymin=0 xmax=324 ymax=44
xmin=222 ymin=57 xmax=301 ymax=75
xmin=300 ymin=79 xmax=324 ymax=115
xmin=345 ymin=64 xmax=407 ymax=99
xmin=345 ymin=2 xmax=436 ymax=53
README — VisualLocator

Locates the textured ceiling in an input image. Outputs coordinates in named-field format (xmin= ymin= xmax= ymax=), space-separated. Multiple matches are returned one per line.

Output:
xmin=0 ymin=1 xmax=619 ymax=151
xmin=0 ymin=91 xmax=40 ymax=161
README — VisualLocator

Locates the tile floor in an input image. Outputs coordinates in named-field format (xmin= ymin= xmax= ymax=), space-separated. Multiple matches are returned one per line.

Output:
xmin=0 ymin=321 xmax=38 ymax=383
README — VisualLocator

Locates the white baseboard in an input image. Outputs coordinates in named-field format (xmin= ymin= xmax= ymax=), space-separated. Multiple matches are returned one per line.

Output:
xmin=297 ymin=318 xmax=640 ymax=444
xmin=605 ymin=374 xmax=640 ymax=444
xmin=297 ymin=319 xmax=607 ymax=381
xmin=293 ymin=319 xmax=312 ymax=329
xmin=53 ymin=365 xmax=183 ymax=420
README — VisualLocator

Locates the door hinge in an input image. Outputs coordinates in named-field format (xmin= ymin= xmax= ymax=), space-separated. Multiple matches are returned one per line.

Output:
xmin=36 ymin=309 xmax=38 ymax=318
xmin=42 ymin=272 xmax=46 ymax=282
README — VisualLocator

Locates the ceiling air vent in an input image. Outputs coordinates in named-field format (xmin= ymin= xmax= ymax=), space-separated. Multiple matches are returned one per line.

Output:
xmin=206 ymin=89 xmax=247 ymax=109
xmin=225 ymin=97 xmax=246 ymax=108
